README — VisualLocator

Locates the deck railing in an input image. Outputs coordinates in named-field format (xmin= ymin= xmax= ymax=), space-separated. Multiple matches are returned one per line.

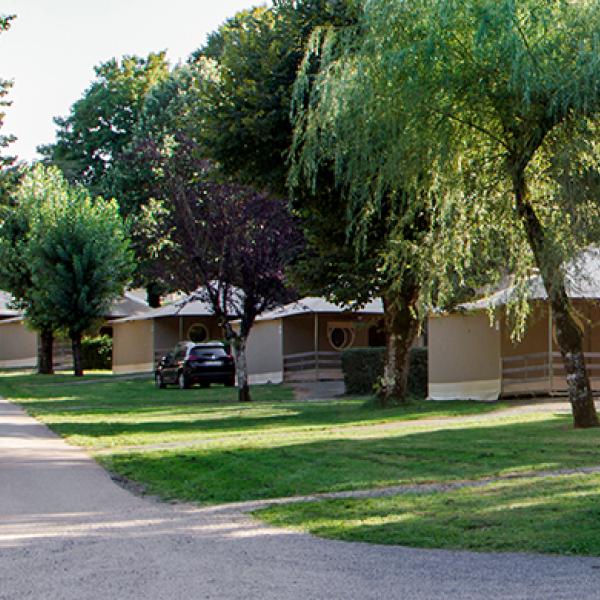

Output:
xmin=283 ymin=351 xmax=342 ymax=382
xmin=501 ymin=351 xmax=600 ymax=394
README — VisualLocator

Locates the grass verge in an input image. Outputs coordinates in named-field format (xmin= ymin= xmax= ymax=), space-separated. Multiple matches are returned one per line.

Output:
xmin=256 ymin=473 xmax=600 ymax=556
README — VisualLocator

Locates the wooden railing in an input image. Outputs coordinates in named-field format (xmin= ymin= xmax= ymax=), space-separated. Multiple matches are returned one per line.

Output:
xmin=283 ymin=351 xmax=342 ymax=382
xmin=501 ymin=351 xmax=600 ymax=394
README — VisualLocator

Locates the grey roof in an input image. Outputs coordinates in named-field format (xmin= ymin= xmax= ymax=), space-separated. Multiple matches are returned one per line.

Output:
xmin=0 ymin=289 xmax=150 ymax=322
xmin=110 ymin=296 xmax=215 ymax=324
xmin=256 ymin=296 xmax=384 ymax=322
xmin=111 ymin=295 xmax=384 ymax=325
xmin=460 ymin=248 xmax=600 ymax=311
xmin=105 ymin=291 xmax=150 ymax=318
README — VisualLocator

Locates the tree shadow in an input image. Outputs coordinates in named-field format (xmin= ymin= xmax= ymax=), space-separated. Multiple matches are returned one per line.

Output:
xmin=102 ymin=417 xmax=600 ymax=505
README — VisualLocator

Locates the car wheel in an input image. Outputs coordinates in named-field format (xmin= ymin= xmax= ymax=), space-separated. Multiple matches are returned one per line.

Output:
xmin=178 ymin=372 xmax=189 ymax=390
xmin=225 ymin=377 xmax=235 ymax=387
xmin=200 ymin=382 xmax=210 ymax=389
xmin=155 ymin=374 xmax=165 ymax=389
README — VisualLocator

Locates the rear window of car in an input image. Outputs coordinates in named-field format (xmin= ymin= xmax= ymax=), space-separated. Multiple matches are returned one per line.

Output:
xmin=189 ymin=346 xmax=228 ymax=359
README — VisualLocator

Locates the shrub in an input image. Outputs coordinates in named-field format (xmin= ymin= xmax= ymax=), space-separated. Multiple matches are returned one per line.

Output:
xmin=81 ymin=335 xmax=113 ymax=370
xmin=341 ymin=346 xmax=428 ymax=397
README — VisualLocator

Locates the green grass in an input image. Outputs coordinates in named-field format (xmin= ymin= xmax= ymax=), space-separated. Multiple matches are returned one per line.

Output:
xmin=256 ymin=473 xmax=600 ymax=556
xmin=2 ymin=372 xmax=598 ymax=512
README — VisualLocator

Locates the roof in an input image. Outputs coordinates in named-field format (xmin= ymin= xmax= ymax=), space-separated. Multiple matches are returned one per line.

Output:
xmin=110 ymin=296 xmax=215 ymax=324
xmin=105 ymin=290 xmax=150 ymax=319
xmin=111 ymin=294 xmax=384 ymax=325
xmin=255 ymin=296 xmax=384 ymax=321
xmin=0 ymin=289 xmax=150 ymax=321
xmin=460 ymin=248 xmax=600 ymax=311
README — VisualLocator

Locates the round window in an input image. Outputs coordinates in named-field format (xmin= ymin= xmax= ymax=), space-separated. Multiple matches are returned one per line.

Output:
xmin=188 ymin=323 xmax=209 ymax=343
xmin=328 ymin=326 xmax=355 ymax=350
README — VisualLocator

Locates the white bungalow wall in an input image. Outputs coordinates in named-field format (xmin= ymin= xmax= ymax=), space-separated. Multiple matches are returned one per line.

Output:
xmin=0 ymin=320 xmax=37 ymax=369
xmin=245 ymin=319 xmax=284 ymax=384
xmin=428 ymin=312 xmax=501 ymax=401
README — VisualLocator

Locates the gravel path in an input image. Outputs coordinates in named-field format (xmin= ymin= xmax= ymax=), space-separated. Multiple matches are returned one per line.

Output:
xmin=2 ymin=397 xmax=600 ymax=599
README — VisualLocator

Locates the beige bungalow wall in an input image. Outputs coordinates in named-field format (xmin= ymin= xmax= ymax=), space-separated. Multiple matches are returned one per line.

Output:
xmin=245 ymin=319 xmax=284 ymax=384
xmin=113 ymin=315 xmax=224 ymax=374
xmin=112 ymin=320 xmax=154 ymax=374
xmin=282 ymin=313 xmax=374 ymax=355
xmin=282 ymin=313 xmax=378 ymax=382
xmin=0 ymin=320 xmax=37 ymax=368
xmin=428 ymin=312 xmax=501 ymax=401
xmin=153 ymin=316 xmax=223 ymax=359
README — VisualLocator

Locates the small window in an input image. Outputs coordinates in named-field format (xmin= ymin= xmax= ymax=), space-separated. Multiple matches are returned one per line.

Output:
xmin=188 ymin=323 xmax=209 ymax=343
xmin=328 ymin=322 xmax=356 ymax=351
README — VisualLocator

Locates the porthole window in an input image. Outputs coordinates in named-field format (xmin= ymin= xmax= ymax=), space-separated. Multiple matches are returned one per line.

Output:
xmin=328 ymin=323 xmax=356 ymax=351
xmin=188 ymin=323 xmax=209 ymax=343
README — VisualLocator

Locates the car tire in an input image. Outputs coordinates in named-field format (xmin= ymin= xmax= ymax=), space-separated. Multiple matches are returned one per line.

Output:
xmin=200 ymin=382 xmax=210 ymax=389
xmin=178 ymin=372 xmax=189 ymax=390
xmin=155 ymin=374 xmax=166 ymax=389
xmin=225 ymin=377 xmax=235 ymax=387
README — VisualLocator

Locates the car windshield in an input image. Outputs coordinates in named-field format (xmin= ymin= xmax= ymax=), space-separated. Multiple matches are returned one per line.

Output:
xmin=189 ymin=346 xmax=228 ymax=359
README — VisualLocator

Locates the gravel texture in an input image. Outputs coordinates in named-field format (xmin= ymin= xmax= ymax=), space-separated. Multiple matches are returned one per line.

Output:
xmin=2 ymin=396 xmax=600 ymax=600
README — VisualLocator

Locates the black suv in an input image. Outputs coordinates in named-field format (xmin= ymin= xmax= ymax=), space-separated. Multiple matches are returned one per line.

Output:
xmin=155 ymin=341 xmax=235 ymax=389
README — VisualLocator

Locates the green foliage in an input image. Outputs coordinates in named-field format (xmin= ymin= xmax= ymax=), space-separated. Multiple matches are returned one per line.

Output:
xmin=39 ymin=52 xmax=170 ymax=197
xmin=342 ymin=347 xmax=428 ymax=397
xmin=81 ymin=335 xmax=112 ymax=370
xmin=23 ymin=165 xmax=134 ymax=338
xmin=316 ymin=0 xmax=600 ymax=334
xmin=0 ymin=15 xmax=16 ymax=169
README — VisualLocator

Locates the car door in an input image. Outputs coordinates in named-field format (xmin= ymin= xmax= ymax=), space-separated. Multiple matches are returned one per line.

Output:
xmin=170 ymin=347 xmax=187 ymax=383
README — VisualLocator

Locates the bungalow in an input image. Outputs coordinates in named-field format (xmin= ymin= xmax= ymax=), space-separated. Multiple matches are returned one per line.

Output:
xmin=111 ymin=295 xmax=385 ymax=382
xmin=0 ymin=291 xmax=150 ymax=370
xmin=111 ymin=297 xmax=222 ymax=374
xmin=428 ymin=248 xmax=600 ymax=401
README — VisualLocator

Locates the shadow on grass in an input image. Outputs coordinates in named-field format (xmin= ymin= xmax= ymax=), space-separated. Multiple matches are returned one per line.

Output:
xmin=256 ymin=474 xmax=600 ymax=556
xmin=0 ymin=377 xmax=506 ymax=439
xmin=101 ymin=416 xmax=600 ymax=505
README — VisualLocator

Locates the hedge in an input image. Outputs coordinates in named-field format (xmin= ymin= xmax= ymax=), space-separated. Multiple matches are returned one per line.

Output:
xmin=341 ymin=346 xmax=428 ymax=397
xmin=81 ymin=335 xmax=113 ymax=370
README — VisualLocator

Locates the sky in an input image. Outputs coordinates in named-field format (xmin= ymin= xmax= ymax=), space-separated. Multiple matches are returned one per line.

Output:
xmin=0 ymin=0 xmax=265 ymax=162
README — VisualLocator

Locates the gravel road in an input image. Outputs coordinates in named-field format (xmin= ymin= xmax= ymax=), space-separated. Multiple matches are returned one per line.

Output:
xmin=2 ymin=396 xmax=600 ymax=600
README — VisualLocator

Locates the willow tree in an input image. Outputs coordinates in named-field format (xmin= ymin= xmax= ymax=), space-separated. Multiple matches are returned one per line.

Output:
xmin=307 ymin=0 xmax=600 ymax=426
xmin=290 ymin=1 xmax=504 ymax=404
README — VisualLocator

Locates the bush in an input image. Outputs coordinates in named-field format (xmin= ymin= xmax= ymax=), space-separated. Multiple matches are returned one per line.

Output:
xmin=341 ymin=346 xmax=428 ymax=398
xmin=81 ymin=335 xmax=113 ymax=370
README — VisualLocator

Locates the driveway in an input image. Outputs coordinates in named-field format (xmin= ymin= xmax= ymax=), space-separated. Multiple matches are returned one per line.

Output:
xmin=1 ymin=397 xmax=600 ymax=600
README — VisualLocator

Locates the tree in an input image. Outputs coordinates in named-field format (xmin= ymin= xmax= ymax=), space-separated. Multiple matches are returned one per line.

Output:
xmin=108 ymin=61 xmax=218 ymax=306
xmin=38 ymin=53 xmax=170 ymax=306
xmin=26 ymin=166 xmax=134 ymax=376
xmin=142 ymin=141 xmax=302 ymax=402
xmin=39 ymin=53 xmax=170 ymax=197
xmin=195 ymin=2 xmax=427 ymax=404
xmin=0 ymin=15 xmax=16 ymax=171
xmin=0 ymin=168 xmax=57 ymax=374
xmin=309 ymin=0 xmax=600 ymax=426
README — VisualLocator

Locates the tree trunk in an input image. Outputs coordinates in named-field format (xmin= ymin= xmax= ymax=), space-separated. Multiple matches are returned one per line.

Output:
xmin=233 ymin=336 xmax=251 ymax=402
xmin=513 ymin=168 xmax=598 ymax=428
xmin=146 ymin=283 xmax=162 ymax=309
xmin=38 ymin=328 xmax=54 ymax=375
xmin=378 ymin=282 xmax=421 ymax=407
xmin=71 ymin=332 xmax=84 ymax=377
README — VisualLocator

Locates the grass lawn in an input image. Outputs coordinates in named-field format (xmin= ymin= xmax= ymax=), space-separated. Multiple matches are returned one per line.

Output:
xmin=3 ymin=372 xmax=600 ymax=554
xmin=256 ymin=473 xmax=600 ymax=556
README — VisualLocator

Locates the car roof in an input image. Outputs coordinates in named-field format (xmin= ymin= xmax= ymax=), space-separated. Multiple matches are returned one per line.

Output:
xmin=177 ymin=341 xmax=225 ymax=347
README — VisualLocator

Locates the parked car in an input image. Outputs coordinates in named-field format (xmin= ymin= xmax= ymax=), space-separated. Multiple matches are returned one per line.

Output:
xmin=155 ymin=341 xmax=235 ymax=389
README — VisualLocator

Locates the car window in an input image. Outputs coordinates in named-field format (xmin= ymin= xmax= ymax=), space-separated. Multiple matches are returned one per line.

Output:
xmin=189 ymin=346 xmax=228 ymax=359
